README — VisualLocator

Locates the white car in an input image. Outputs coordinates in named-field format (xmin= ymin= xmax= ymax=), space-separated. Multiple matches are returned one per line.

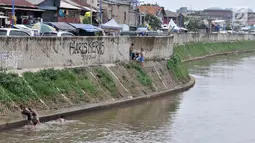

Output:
xmin=57 ymin=31 xmax=75 ymax=37
xmin=0 ymin=28 xmax=30 ymax=36
xmin=41 ymin=31 xmax=75 ymax=37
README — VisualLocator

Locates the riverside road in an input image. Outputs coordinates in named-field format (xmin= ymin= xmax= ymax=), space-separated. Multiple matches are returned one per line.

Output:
xmin=0 ymin=53 xmax=255 ymax=143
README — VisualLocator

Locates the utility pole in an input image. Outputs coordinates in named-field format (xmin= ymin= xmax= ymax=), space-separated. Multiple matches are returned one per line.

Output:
xmin=133 ymin=0 xmax=140 ymax=26
xmin=12 ymin=0 xmax=15 ymax=28
xmin=135 ymin=0 xmax=137 ymax=26
xmin=90 ymin=0 xmax=93 ymax=24
xmin=100 ymin=0 xmax=102 ymax=24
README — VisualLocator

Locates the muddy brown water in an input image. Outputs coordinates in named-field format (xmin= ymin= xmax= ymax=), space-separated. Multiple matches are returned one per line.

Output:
xmin=1 ymin=53 xmax=255 ymax=143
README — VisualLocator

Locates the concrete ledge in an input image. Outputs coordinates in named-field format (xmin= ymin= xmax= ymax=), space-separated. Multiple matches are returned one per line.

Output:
xmin=0 ymin=76 xmax=195 ymax=132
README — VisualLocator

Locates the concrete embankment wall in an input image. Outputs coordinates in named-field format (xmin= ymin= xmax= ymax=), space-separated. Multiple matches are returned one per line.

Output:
xmin=0 ymin=34 xmax=255 ymax=70
xmin=173 ymin=33 xmax=255 ymax=44
xmin=0 ymin=36 xmax=174 ymax=70
xmin=0 ymin=61 xmax=188 ymax=125
xmin=0 ymin=34 xmax=255 ymax=130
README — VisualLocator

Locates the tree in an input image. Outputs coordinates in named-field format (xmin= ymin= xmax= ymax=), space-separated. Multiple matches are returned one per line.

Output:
xmin=83 ymin=16 xmax=91 ymax=24
xmin=145 ymin=14 xmax=162 ymax=30
xmin=186 ymin=18 xmax=201 ymax=32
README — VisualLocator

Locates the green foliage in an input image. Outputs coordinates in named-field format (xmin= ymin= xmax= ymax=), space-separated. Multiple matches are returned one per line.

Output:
xmin=83 ymin=16 xmax=91 ymax=24
xmin=94 ymin=68 xmax=118 ymax=97
xmin=23 ymin=70 xmax=59 ymax=98
xmin=167 ymin=55 xmax=189 ymax=82
xmin=174 ymin=41 xmax=255 ymax=61
xmin=186 ymin=18 xmax=201 ymax=32
xmin=24 ymin=68 xmax=98 ymax=99
xmin=145 ymin=14 xmax=162 ymax=30
xmin=128 ymin=62 xmax=152 ymax=86
xmin=71 ymin=68 xmax=97 ymax=95
xmin=0 ymin=72 xmax=36 ymax=103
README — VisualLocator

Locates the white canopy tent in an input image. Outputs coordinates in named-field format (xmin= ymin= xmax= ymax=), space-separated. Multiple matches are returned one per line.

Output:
xmin=161 ymin=19 xmax=180 ymax=31
xmin=100 ymin=19 xmax=122 ymax=30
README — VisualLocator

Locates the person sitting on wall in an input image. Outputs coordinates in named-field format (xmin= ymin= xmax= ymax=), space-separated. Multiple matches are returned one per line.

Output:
xmin=135 ymin=49 xmax=145 ymax=67
xmin=139 ymin=48 xmax=145 ymax=67
xmin=136 ymin=51 xmax=141 ymax=61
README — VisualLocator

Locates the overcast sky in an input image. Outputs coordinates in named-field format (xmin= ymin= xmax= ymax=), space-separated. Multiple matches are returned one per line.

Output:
xmin=143 ymin=0 xmax=255 ymax=11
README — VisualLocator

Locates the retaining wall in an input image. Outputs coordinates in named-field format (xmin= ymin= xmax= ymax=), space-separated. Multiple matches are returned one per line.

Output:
xmin=0 ymin=36 xmax=174 ymax=70
xmin=0 ymin=34 xmax=254 ymax=70
xmin=173 ymin=33 xmax=255 ymax=44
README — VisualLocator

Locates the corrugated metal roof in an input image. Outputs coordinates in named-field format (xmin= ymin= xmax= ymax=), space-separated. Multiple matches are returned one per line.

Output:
xmin=0 ymin=0 xmax=36 ymax=8
xmin=137 ymin=6 xmax=162 ymax=16
xmin=25 ymin=0 xmax=45 ymax=5
xmin=64 ymin=0 xmax=90 ymax=7
xmin=45 ymin=22 xmax=77 ymax=31
xmin=60 ymin=1 xmax=81 ymax=9
xmin=165 ymin=10 xmax=178 ymax=17
xmin=64 ymin=0 xmax=98 ymax=11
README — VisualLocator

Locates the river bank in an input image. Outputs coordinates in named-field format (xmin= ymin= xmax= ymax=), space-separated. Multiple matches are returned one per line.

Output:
xmin=0 ymin=59 xmax=191 ymax=130
xmin=1 ymin=40 xmax=255 ymax=131
xmin=174 ymin=40 xmax=255 ymax=61
xmin=2 ymin=46 xmax=255 ymax=143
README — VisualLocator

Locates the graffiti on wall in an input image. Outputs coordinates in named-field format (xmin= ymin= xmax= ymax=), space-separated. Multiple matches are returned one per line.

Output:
xmin=69 ymin=40 xmax=105 ymax=64
xmin=0 ymin=51 xmax=23 ymax=69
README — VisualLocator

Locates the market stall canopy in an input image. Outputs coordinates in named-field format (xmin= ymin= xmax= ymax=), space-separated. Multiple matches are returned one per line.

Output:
xmin=28 ymin=22 xmax=56 ymax=33
xmin=45 ymin=22 xmax=77 ymax=32
xmin=69 ymin=23 xmax=102 ymax=32
xmin=100 ymin=19 xmax=122 ymax=29
xmin=161 ymin=19 xmax=179 ymax=30
xmin=119 ymin=24 xmax=129 ymax=31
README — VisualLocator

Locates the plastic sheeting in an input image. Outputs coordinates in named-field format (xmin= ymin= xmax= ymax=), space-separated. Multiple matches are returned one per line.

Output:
xmin=45 ymin=22 xmax=76 ymax=32
xmin=100 ymin=19 xmax=122 ymax=29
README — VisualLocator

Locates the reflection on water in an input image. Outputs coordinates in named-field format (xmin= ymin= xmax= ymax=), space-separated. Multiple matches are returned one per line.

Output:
xmin=1 ymin=52 xmax=255 ymax=143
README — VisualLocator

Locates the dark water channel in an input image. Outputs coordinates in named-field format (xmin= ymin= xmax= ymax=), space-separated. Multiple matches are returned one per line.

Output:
xmin=1 ymin=53 xmax=255 ymax=143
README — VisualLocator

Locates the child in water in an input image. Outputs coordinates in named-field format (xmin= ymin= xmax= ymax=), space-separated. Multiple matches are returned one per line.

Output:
xmin=28 ymin=108 xmax=40 ymax=126
xmin=57 ymin=115 xmax=65 ymax=123
xmin=20 ymin=105 xmax=32 ymax=124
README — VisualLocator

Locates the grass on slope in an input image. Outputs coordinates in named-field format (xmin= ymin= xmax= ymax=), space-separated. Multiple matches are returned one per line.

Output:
xmin=174 ymin=41 xmax=255 ymax=60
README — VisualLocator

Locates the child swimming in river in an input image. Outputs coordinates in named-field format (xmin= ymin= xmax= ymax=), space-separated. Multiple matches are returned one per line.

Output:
xmin=57 ymin=115 xmax=65 ymax=123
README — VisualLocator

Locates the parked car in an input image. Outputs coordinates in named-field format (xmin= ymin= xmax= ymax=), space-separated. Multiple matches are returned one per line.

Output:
xmin=57 ymin=31 xmax=75 ymax=37
xmin=145 ymin=31 xmax=160 ymax=36
xmin=41 ymin=31 xmax=58 ymax=36
xmin=0 ymin=28 xmax=30 ymax=36
xmin=120 ymin=31 xmax=137 ymax=36
xmin=41 ymin=31 xmax=75 ymax=37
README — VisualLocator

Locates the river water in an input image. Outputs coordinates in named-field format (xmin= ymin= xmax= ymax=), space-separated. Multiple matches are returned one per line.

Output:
xmin=1 ymin=53 xmax=255 ymax=143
